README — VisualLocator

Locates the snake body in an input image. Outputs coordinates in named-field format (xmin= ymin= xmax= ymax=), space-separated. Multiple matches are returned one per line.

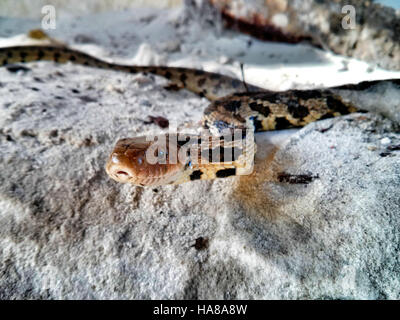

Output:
xmin=0 ymin=45 xmax=260 ymax=101
xmin=1 ymin=45 xmax=398 ymax=186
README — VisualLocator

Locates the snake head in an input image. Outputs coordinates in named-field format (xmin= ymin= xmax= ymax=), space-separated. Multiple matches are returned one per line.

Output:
xmin=105 ymin=135 xmax=188 ymax=186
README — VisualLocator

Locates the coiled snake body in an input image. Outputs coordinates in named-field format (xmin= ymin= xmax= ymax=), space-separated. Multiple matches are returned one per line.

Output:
xmin=1 ymin=45 xmax=398 ymax=186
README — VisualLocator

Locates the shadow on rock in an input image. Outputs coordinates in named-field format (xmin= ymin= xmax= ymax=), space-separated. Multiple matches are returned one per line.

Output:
xmin=230 ymin=145 xmax=344 ymax=282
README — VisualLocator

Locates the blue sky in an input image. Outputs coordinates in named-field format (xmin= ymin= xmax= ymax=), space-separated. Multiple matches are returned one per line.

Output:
xmin=376 ymin=0 xmax=400 ymax=9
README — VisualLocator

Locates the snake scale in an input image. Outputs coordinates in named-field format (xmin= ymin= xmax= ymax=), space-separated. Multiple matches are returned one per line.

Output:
xmin=1 ymin=45 xmax=399 ymax=186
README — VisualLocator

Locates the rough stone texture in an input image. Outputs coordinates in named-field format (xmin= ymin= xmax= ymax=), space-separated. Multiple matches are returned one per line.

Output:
xmin=1 ymin=5 xmax=400 ymax=299
xmin=209 ymin=0 xmax=400 ymax=71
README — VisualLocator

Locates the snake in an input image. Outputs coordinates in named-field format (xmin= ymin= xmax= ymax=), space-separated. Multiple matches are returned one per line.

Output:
xmin=1 ymin=44 xmax=399 ymax=186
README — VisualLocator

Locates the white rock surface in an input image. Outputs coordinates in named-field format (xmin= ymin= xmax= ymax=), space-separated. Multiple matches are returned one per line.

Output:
xmin=0 ymin=6 xmax=400 ymax=299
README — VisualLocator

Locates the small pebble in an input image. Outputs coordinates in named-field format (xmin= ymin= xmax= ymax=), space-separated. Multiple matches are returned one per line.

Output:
xmin=218 ymin=56 xmax=231 ymax=64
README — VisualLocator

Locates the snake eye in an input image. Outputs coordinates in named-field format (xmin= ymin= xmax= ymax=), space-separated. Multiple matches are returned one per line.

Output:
xmin=157 ymin=149 xmax=168 ymax=160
